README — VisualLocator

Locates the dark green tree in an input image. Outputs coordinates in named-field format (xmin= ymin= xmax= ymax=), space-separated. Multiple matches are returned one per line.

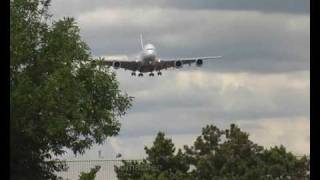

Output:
xmin=115 ymin=124 xmax=309 ymax=180
xmin=260 ymin=145 xmax=310 ymax=179
xmin=115 ymin=160 xmax=151 ymax=180
xmin=10 ymin=0 xmax=132 ymax=179
xmin=184 ymin=124 xmax=309 ymax=179
xmin=79 ymin=166 xmax=101 ymax=180
xmin=115 ymin=132 xmax=191 ymax=180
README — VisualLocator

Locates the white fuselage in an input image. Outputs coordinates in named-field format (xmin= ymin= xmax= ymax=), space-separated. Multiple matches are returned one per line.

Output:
xmin=140 ymin=43 xmax=157 ymax=64
xmin=108 ymin=35 xmax=221 ymax=75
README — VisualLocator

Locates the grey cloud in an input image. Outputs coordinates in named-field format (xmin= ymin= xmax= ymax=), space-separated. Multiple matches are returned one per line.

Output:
xmin=118 ymin=109 xmax=308 ymax=138
xmin=49 ymin=1 xmax=310 ymax=158
xmin=50 ymin=0 xmax=309 ymax=17
xmin=240 ymin=117 xmax=310 ymax=155
xmin=114 ymin=71 xmax=309 ymax=138
xmin=73 ymin=9 xmax=309 ymax=74
xmin=49 ymin=1 xmax=309 ymax=74
xmin=157 ymin=0 xmax=309 ymax=14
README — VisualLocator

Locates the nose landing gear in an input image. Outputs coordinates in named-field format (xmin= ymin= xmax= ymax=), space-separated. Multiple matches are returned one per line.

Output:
xmin=131 ymin=72 xmax=136 ymax=76
xmin=157 ymin=71 xmax=162 ymax=76
xmin=138 ymin=73 xmax=143 ymax=77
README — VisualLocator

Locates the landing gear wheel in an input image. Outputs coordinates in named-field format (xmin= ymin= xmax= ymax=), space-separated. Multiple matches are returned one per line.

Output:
xmin=149 ymin=73 xmax=154 ymax=76
xmin=138 ymin=73 xmax=143 ymax=77
xmin=131 ymin=72 xmax=136 ymax=76
xmin=157 ymin=72 xmax=162 ymax=76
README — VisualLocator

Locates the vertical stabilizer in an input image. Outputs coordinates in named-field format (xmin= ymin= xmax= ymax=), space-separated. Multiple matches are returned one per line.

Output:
xmin=140 ymin=34 xmax=144 ymax=50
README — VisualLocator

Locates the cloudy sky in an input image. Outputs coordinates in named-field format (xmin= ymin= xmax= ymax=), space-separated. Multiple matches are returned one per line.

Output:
xmin=49 ymin=0 xmax=309 ymax=159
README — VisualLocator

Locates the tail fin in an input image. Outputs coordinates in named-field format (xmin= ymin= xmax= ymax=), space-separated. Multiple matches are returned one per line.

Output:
xmin=140 ymin=34 xmax=144 ymax=50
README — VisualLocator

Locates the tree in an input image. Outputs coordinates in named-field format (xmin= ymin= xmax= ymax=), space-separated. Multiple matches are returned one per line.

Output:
xmin=79 ymin=166 xmax=101 ymax=180
xmin=260 ymin=145 xmax=310 ymax=179
xmin=115 ymin=124 xmax=309 ymax=180
xmin=115 ymin=132 xmax=191 ymax=180
xmin=184 ymin=124 xmax=309 ymax=179
xmin=10 ymin=0 xmax=132 ymax=179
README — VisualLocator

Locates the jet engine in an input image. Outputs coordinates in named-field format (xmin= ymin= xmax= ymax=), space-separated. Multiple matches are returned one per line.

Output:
xmin=113 ymin=61 xmax=121 ymax=69
xmin=175 ymin=60 xmax=183 ymax=68
xmin=196 ymin=59 xmax=203 ymax=66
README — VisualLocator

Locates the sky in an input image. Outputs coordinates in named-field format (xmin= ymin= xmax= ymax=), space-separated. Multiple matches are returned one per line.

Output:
xmin=49 ymin=0 xmax=310 ymax=160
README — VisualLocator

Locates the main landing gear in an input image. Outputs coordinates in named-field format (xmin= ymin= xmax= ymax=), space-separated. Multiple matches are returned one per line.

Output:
xmin=149 ymin=71 xmax=162 ymax=76
xmin=134 ymin=72 xmax=162 ymax=77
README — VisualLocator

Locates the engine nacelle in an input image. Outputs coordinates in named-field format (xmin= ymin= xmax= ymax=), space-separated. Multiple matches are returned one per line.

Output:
xmin=196 ymin=59 xmax=203 ymax=66
xmin=113 ymin=61 xmax=121 ymax=69
xmin=175 ymin=60 xmax=183 ymax=68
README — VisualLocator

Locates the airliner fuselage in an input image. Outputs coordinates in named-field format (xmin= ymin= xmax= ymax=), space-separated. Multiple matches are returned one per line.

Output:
xmin=140 ymin=43 xmax=157 ymax=64
xmin=100 ymin=35 xmax=222 ymax=77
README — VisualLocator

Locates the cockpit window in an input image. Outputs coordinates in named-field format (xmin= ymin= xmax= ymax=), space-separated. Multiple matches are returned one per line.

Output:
xmin=144 ymin=44 xmax=155 ymax=50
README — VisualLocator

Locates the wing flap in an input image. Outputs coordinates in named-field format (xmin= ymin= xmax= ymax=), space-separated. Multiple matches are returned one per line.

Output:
xmin=156 ymin=56 xmax=222 ymax=70
xmin=95 ymin=59 xmax=141 ymax=71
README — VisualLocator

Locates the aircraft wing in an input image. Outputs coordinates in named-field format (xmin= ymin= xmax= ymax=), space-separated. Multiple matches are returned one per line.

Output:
xmin=93 ymin=56 xmax=222 ymax=72
xmin=157 ymin=56 xmax=222 ymax=70
xmin=95 ymin=60 xmax=140 ymax=71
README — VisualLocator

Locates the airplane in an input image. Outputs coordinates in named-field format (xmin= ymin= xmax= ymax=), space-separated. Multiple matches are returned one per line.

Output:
xmin=96 ymin=35 xmax=222 ymax=77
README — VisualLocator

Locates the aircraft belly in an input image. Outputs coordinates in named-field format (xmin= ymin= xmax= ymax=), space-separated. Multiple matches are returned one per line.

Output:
xmin=143 ymin=56 xmax=155 ymax=64
xmin=139 ymin=65 xmax=155 ymax=73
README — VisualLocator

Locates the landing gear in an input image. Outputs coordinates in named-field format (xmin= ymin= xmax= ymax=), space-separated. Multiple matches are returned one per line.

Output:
xmin=149 ymin=72 xmax=155 ymax=77
xmin=138 ymin=73 xmax=143 ymax=77
xmin=131 ymin=72 xmax=136 ymax=76
xmin=157 ymin=71 xmax=162 ymax=76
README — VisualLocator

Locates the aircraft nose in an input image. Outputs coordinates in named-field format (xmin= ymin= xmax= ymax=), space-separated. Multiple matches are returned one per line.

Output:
xmin=147 ymin=50 xmax=154 ymax=55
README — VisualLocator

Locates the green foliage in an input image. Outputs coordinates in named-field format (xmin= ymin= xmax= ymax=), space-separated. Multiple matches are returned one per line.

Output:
xmin=115 ymin=160 xmax=152 ymax=180
xmin=115 ymin=132 xmax=190 ymax=180
xmin=115 ymin=124 xmax=309 ymax=180
xmin=145 ymin=132 xmax=189 ymax=173
xmin=10 ymin=0 xmax=132 ymax=179
xmin=260 ymin=145 xmax=310 ymax=179
xmin=79 ymin=166 xmax=101 ymax=180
